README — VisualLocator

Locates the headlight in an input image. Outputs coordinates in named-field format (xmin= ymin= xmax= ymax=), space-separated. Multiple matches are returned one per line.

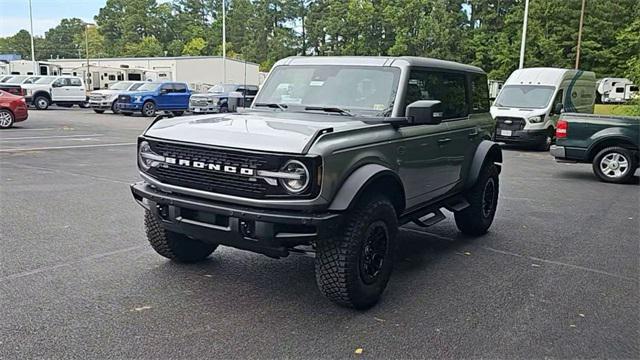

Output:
xmin=25 ymin=89 xmax=32 ymax=95
xmin=138 ymin=141 xmax=164 ymax=171
xmin=133 ymin=96 xmax=142 ymax=103
xmin=527 ymin=116 xmax=543 ymax=123
xmin=279 ymin=160 xmax=309 ymax=194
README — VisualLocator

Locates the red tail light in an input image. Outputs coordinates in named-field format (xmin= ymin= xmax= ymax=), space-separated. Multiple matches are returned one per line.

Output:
xmin=556 ymin=119 xmax=568 ymax=138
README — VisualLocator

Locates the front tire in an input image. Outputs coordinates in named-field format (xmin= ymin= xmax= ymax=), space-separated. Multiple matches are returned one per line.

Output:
xmin=592 ymin=147 xmax=637 ymax=184
xmin=111 ymin=101 xmax=120 ymax=114
xmin=144 ymin=211 xmax=218 ymax=263
xmin=455 ymin=163 xmax=500 ymax=236
xmin=0 ymin=109 xmax=15 ymax=129
xmin=34 ymin=96 xmax=50 ymax=110
xmin=141 ymin=101 xmax=156 ymax=117
xmin=315 ymin=195 xmax=398 ymax=309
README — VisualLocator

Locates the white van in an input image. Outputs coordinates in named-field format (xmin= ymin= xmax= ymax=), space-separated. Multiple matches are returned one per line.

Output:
xmin=491 ymin=68 xmax=596 ymax=150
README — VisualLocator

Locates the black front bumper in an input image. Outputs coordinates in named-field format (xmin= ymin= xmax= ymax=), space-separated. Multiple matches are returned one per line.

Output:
xmin=131 ymin=182 xmax=342 ymax=258
xmin=495 ymin=128 xmax=548 ymax=144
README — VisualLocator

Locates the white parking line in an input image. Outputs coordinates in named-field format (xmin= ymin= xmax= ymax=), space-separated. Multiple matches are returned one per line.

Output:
xmin=0 ymin=134 xmax=104 ymax=141
xmin=0 ymin=127 xmax=58 ymax=131
xmin=0 ymin=142 xmax=136 ymax=152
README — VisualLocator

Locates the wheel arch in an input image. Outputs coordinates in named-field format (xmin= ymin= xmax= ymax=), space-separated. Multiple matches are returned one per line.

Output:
xmin=32 ymin=91 xmax=51 ymax=101
xmin=587 ymin=137 xmax=638 ymax=162
xmin=464 ymin=140 xmax=502 ymax=190
xmin=328 ymin=164 xmax=405 ymax=216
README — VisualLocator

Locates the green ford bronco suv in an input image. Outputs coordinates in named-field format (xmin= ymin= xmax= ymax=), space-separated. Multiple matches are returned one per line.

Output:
xmin=131 ymin=56 xmax=502 ymax=309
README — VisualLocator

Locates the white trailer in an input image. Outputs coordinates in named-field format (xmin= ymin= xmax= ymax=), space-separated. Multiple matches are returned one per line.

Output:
xmin=7 ymin=60 xmax=62 ymax=76
xmin=596 ymin=77 xmax=636 ymax=103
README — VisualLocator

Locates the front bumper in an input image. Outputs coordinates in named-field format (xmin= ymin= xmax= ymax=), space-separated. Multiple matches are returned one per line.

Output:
xmin=495 ymin=128 xmax=548 ymax=144
xmin=190 ymin=106 xmax=221 ymax=113
xmin=89 ymin=100 xmax=113 ymax=110
xmin=117 ymin=102 xmax=142 ymax=111
xmin=131 ymin=182 xmax=342 ymax=258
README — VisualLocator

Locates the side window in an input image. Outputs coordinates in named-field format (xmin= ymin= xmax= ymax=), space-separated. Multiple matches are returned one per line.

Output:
xmin=69 ymin=78 xmax=82 ymax=86
xmin=53 ymin=78 xmax=67 ymax=87
xmin=552 ymin=89 xmax=563 ymax=114
xmin=173 ymin=83 xmax=187 ymax=93
xmin=406 ymin=69 xmax=469 ymax=119
xmin=471 ymin=73 xmax=490 ymax=112
xmin=160 ymin=84 xmax=173 ymax=93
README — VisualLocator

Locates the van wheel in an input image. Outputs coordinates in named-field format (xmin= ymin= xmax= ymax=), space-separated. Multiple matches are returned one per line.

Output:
xmin=144 ymin=211 xmax=218 ymax=263
xmin=592 ymin=147 xmax=637 ymax=184
xmin=142 ymin=101 xmax=156 ymax=117
xmin=455 ymin=163 xmax=499 ymax=236
xmin=315 ymin=195 xmax=398 ymax=309
xmin=0 ymin=109 xmax=15 ymax=129
xmin=34 ymin=96 xmax=50 ymax=110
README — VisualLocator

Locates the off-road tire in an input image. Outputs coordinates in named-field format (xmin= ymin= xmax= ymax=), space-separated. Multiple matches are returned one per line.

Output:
xmin=93 ymin=109 xmax=105 ymax=114
xmin=592 ymin=147 xmax=638 ymax=184
xmin=144 ymin=211 xmax=217 ymax=263
xmin=315 ymin=195 xmax=398 ymax=309
xmin=0 ymin=109 xmax=15 ymax=129
xmin=34 ymin=95 xmax=50 ymax=110
xmin=141 ymin=101 xmax=156 ymax=117
xmin=455 ymin=163 xmax=499 ymax=236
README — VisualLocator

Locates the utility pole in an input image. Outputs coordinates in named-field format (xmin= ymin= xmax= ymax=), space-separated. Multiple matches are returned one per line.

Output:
xmin=575 ymin=0 xmax=586 ymax=69
xmin=518 ymin=0 xmax=530 ymax=69
xmin=85 ymin=23 xmax=91 ymax=90
xmin=222 ymin=0 xmax=226 ymax=84
xmin=28 ymin=0 xmax=37 ymax=74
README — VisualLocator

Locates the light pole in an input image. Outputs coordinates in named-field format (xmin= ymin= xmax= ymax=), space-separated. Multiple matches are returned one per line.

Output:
xmin=518 ymin=0 xmax=530 ymax=69
xmin=83 ymin=22 xmax=94 ymax=89
xmin=222 ymin=0 xmax=226 ymax=84
xmin=575 ymin=0 xmax=586 ymax=69
xmin=28 ymin=0 xmax=37 ymax=74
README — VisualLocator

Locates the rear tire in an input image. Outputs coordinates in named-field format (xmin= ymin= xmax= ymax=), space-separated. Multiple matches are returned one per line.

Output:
xmin=592 ymin=147 xmax=637 ymax=184
xmin=455 ymin=163 xmax=499 ymax=236
xmin=315 ymin=195 xmax=398 ymax=309
xmin=0 ymin=109 xmax=15 ymax=129
xmin=34 ymin=96 xmax=50 ymax=110
xmin=144 ymin=211 xmax=218 ymax=263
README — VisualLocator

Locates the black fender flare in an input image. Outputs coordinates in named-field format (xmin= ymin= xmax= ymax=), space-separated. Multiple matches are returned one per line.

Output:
xmin=464 ymin=140 xmax=502 ymax=189
xmin=328 ymin=164 xmax=405 ymax=211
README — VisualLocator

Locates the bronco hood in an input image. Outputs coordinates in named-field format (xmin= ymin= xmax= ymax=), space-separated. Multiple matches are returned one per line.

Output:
xmin=144 ymin=111 xmax=374 ymax=154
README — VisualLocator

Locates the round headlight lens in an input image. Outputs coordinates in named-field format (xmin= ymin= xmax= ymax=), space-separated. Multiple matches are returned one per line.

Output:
xmin=280 ymin=160 xmax=309 ymax=194
xmin=138 ymin=141 xmax=163 ymax=171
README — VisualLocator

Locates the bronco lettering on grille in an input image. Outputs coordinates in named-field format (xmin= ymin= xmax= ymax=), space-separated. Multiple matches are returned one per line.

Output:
xmin=164 ymin=157 xmax=255 ymax=176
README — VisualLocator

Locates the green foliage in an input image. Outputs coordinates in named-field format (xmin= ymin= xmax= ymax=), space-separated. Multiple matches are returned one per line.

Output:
xmin=0 ymin=0 xmax=638 ymax=79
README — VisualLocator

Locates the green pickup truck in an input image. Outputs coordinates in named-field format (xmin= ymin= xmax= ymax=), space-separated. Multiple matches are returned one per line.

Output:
xmin=550 ymin=113 xmax=639 ymax=183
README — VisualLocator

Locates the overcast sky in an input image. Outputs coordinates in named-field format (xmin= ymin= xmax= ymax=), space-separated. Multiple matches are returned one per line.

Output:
xmin=0 ymin=0 xmax=105 ymax=37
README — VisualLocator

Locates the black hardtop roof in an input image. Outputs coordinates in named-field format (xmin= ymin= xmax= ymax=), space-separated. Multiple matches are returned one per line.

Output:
xmin=277 ymin=56 xmax=485 ymax=74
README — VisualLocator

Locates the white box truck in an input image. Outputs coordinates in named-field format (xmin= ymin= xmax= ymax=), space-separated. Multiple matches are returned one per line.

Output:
xmin=491 ymin=67 xmax=596 ymax=150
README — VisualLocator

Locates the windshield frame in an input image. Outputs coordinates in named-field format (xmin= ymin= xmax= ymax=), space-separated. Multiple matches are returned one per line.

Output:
xmin=253 ymin=65 xmax=401 ymax=117
xmin=494 ymin=84 xmax=557 ymax=109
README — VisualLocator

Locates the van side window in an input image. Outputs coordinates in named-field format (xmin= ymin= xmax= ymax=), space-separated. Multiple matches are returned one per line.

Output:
xmin=471 ymin=73 xmax=490 ymax=112
xmin=406 ymin=69 xmax=469 ymax=119
xmin=552 ymin=90 xmax=563 ymax=113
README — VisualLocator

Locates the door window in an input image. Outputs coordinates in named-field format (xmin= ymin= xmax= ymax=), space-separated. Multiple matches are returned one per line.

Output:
xmin=406 ymin=69 xmax=469 ymax=119
xmin=69 ymin=78 xmax=82 ymax=86
xmin=160 ymin=84 xmax=173 ymax=93
xmin=52 ymin=78 xmax=67 ymax=87
xmin=470 ymin=73 xmax=490 ymax=112
xmin=172 ymin=83 xmax=187 ymax=93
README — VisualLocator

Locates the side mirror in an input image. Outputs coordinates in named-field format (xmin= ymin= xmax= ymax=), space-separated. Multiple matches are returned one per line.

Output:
xmin=553 ymin=103 xmax=564 ymax=114
xmin=405 ymin=100 xmax=443 ymax=125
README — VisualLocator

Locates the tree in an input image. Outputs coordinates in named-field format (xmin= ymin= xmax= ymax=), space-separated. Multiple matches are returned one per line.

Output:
xmin=182 ymin=37 xmax=208 ymax=55
xmin=43 ymin=18 xmax=86 ymax=59
xmin=123 ymin=36 xmax=164 ymax=57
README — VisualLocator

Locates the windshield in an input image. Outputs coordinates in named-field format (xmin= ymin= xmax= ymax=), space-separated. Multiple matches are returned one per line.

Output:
xmin=109 ymin=82 xmax=134 ymax=90
xmin=23 ymin=76 xmax=41 ymax=84
xmin=254 ymin=65 xmax=401 ymax=116
xmin=35 ymin=77 xmax=56 ymax=84
xmin=7 ymin=75 xmax=29 ymax=83
xmin=494 ymin=85 xmax=556 ymax=109
xmin=129 ymin=82 xmax=144 ymax=91
xmin=137 ymin=82 xmax=161 ymax=91
xmin=209 ymin=84 xmax=237 ymax=93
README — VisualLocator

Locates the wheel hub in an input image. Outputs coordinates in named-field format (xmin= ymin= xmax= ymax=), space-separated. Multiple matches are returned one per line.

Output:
xmin=482 ymin=178 xmax=495 ymax=218
xmin=359 ymin=221 xmax=388 ymax=285
xmin=600 ymin=153 xmax=628 ymax=178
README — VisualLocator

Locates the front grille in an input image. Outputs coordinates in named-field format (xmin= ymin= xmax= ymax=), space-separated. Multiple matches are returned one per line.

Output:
xmin=190 ymin=99 xmax=210 ymax=106
xmin=90 ymin=95 xmax=104 ymax=101
xmin=118 ymin=95 xmax=131 ymax=103
xmin=496 ymin=117 xmax=525 ymax=131
xmin=145 ymin=140 xmax=307 ymax=199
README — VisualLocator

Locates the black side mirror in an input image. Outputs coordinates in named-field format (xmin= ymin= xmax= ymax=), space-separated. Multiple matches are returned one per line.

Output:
xmin=405 ymin=100 xmax=443 ymax=125
xmin=553 ymin=103 xmax=564 ymax=114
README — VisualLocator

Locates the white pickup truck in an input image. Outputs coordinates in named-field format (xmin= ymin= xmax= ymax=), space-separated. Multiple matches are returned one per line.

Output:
xmin=21 ymin=76 xmax=89 ymax=110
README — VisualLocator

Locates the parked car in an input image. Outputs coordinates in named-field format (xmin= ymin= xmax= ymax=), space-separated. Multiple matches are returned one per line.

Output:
xmin=0 ymin=83 xmax=24 ymax=97
xmin=4 ymin=75 xmax=42 ymax=85
xmin=491 ymin=68 xmax=596 ymax=150
xmin=131 ymin=56 xmax=502 ymax=309
xmin=189 ymin=84 xmax=259 ymax=114
xmin=117 ymin=82 xmax=191 ymax=117
xmin=0 ymin=90 xmax=29 ymax=129
xmin=21 ymin=76 xmax=88 ymax=110
xmin=550 ymin=113 xmax=639 ymax=183
xmin=0 ymin=75 xmax=14 ymax=83
xmin=89 ymin=81 xmax=145 ymax=114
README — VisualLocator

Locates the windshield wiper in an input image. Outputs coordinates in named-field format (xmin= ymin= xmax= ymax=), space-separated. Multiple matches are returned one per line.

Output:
xmin=254 ymin=102 xmax=288 ymax=110
xmin=304 ymin=106 xmax=353 ymax=116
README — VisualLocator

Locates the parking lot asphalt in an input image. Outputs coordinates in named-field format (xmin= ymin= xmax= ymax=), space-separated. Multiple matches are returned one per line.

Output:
xmin=1 ymin=108 xmax=638 ymax=359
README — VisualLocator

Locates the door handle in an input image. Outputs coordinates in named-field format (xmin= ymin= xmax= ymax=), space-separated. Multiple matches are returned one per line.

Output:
xmin=468 ymin=130 xmax=480 ymax=138
xmin=437 ymin=138 xmax=452 ymax=145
